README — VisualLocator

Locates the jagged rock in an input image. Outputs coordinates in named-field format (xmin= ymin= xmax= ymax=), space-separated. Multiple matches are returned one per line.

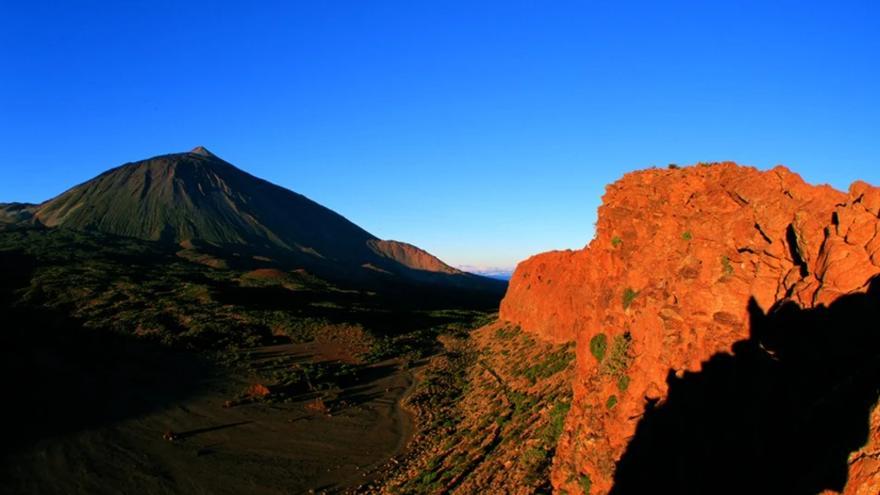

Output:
xmin=500 ymin=163 xmax=880 ymax=494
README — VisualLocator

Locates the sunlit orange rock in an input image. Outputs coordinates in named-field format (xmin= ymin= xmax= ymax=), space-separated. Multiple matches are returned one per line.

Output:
xmin=245 ymin=383 xmax=272 ymax=398
xmin=500 ymin=163 xmax=880 ymax=494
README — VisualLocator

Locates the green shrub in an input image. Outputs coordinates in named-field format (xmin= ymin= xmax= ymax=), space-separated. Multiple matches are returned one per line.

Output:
xmin=523 ymin=446 xmax=549 ymax=471
xmin=606 ymin=395 xmax=618 ymax=409
xmin=617 ymin=375 xmax=630 ymax=392
xmin=622 ymin=288 xmax=638 ymax=309
xmin=509 ymin=391 xmax=539 ymax=418
xmin=579 ymin=473 xmax=592 ymax=494
xmin=589 ymin=333 xmax=607 ymax=362
xmin=611 ymin=236 xmax=622 ymax=248
xmin=668 ymin=163 xmax=679 ymax=169
xmin=602 ymin=332 xmax=633 ymax=378
xmin=495 ymin=325 xmax=521 ymax=340
xmin=520 ymin=344 xmax=576 ymax=384
xmin=541 ymin=399 xmax=571 ymax=444
xmin=681 ymin=231 xmax=692 ymax=241
xmin=721 ymin=255 xmax=734 ymax=277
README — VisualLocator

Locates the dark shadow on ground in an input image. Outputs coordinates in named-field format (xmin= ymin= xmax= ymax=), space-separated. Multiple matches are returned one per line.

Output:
xmin=176 ymin=421 xmax=252 ymax=440
xmin=611 ymin=276 xmax=880 ymax=495
xmin=208 ymin=278 xmax=489 ymax=339
xmin=0 ymin=251 xmax=214 ymax=455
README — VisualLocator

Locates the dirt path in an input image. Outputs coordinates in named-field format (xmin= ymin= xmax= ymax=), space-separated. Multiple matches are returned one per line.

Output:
xmin=1 ymin=343 xmax=422 ymax=494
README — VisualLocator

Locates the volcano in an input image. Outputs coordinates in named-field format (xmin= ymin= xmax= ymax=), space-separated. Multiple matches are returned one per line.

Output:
xmin=18 ymin=146 xmax=503 ymax=292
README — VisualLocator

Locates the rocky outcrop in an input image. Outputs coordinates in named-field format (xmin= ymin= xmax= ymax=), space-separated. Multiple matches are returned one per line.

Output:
xmin=500 ymin=163 xmax=880 ymax=494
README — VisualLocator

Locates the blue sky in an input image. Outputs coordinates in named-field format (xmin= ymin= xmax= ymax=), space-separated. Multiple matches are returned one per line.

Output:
xmin=1 ymin=1 xmax=878 ymax=269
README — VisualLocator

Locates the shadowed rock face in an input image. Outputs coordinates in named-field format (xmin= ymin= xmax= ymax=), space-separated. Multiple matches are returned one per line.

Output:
xmin=612 ymin=283 xmax=880 ymax=495
xmin=499 ymin=163 xmax=880 ymax=494
xmin=26 ymin=147 xmax=501 ymax=292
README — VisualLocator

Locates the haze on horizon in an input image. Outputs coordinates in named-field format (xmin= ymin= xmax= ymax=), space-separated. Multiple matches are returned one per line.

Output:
xmin=2 ymin=1 xmax=878 ymax=270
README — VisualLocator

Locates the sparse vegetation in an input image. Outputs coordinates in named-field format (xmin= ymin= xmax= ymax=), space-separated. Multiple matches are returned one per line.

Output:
xmin=523 ymin=446 xmax=549 ymax=477
xmin=579 ymin=473 xmax=593 ymax=493
xmin=519 ymin=343 xmax=576 ymax=384
xmin=668 ymin=163 xmax=680 ymax=169
xmin=1 ymin=223 xmax=509 ymax=495
xmin=593 ymin=332 xmax=633 ymax=398
xmin=590 ymin=333 xmax=608 ymax=362
xmin=415 ymin=349 xmax=473 ymax=426
xmin=600 ymin=332 xmax=633 ymax=379
xmin=622 ymin=287 xmax=638 ymax=309
xmin=611 ymin=236 xmax=622 ymax=248
xmin=496 ymin=325 xmax=522 ymax=340
xmin=0 ymin=227 xmax=497 ymax=357
xmin=388 ymin=325 xmax=576 ymax=494
xmin=606 ymin=395 xmax=618 ymax=409
xmin=682 ymin=230 xmax=692 ymax=241
xmin=541 ymin=400 xmax=571 ymax=444
xmin=721 ymin=255 xmax=734 ymax=277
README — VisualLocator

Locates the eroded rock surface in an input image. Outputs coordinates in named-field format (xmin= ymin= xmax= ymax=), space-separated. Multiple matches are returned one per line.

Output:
xmin=500 ymin=163 xmax=880 ymax=494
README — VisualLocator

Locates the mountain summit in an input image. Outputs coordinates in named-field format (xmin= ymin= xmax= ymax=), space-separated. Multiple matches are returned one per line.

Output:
xmin=27 ymin=148 xmax=502 ymax=291
xmin=189 ymin=145 xmax=216 ymax=157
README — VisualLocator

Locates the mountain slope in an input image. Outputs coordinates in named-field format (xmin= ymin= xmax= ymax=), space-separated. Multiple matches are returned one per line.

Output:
xmin=36 ymin=147 xmax=374 ymax=259
xmin=29 ymin=147 xmax=503 ymax=292
xmin=0 ymin=203 xmax=37 ymax=227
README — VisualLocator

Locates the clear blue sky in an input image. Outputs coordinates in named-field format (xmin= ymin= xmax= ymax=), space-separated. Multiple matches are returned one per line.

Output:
xmin=2 ymin=1 xmax=878 ymax=269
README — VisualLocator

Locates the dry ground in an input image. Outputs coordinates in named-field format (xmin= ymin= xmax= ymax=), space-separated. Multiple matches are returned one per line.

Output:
xmin=1 ymin=342 xmax=420 ymax=495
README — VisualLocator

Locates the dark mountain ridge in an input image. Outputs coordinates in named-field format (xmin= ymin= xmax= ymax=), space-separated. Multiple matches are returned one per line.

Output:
xmin=11 ymin=147 xmax=503 ymax=294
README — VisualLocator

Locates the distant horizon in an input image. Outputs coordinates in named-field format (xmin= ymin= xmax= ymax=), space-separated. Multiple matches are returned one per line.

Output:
xmin=0 ymin=143 xmax=524 ymax=272
xmin=2 ymin=145 xmax=878 ymax=272
xmin=3 ymin=1 xmax=879 ymax=268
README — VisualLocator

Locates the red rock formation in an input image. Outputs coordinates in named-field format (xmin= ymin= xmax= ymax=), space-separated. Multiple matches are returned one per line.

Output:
xmin=500 ymin=163 xmax=880 ymax=494
xmin=245 ymin=383 xmax=272 ymax=398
